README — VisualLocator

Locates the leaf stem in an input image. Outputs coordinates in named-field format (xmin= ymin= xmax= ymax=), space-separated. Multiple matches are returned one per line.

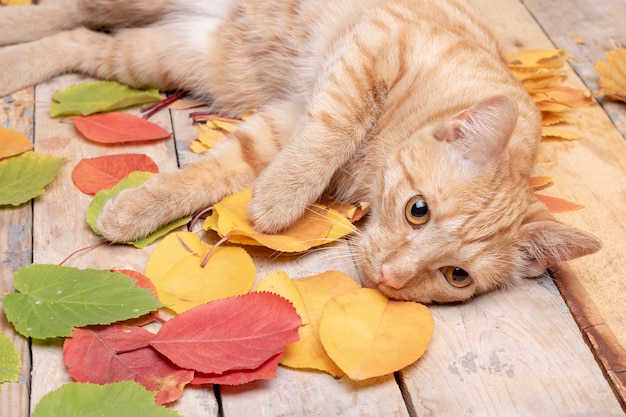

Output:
xmin=141 ymin=91 xmax=186 ymax=119
xmin=58 ymin=240 xmax=108 ymax=266
xmin=200 ymin=235 xmax=230 ymax=268
xmin=188 ymin=206 xmax=214 ymax=232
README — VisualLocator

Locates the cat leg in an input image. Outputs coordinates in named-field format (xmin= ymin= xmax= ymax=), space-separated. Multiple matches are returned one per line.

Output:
xmin=0 ymin=0 xmax=174 ymax=46
xmin=0 ymin=0 xmax=82 ymax=46
xmin=248 ymin=48 xmax=388 ymax=233
xmin=0 ymin=19 xmax=220 ymax=97
xmin=97 ymin=102 xmax=297 ymax=243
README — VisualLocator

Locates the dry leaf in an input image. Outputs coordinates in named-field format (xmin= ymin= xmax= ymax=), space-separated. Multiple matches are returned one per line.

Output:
xmin=73 ymin=112 xmax=171 ymax=144
xmin=254 ymin=270 xmax=361 ymax=376
xmin=203 ymin=188 xmax=355 ymax=253
xmin=528 ymin=176 xmax=554 ymax=190
xmin=0 ymin=127 xmax=33 ymax=160
xmin=541 ymin=127 xmax=581 ymax=141
xmin=144 ymin=232 xmax=256 ymax=314
xmin=536 ymin=194 xmax=584 ymax=213
xmin=319 ymin=288 xmax=434 ymax=381
xmin=594 ymin=47 xmax=626 ymax=102
xmin=72 ymin=154 xmax=159 ymax=195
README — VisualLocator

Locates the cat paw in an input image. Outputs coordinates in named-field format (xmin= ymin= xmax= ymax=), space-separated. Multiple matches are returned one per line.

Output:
xmin=96 ymin=188 xmax=162 ymax=243
xmin=248 ymin=188 xmax=308 ymax=235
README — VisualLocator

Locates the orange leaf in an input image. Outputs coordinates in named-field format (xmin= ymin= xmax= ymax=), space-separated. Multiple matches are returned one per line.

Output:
xmin=0 ymin=127 xmax=33 ymax=160
xmin=73 ymin=112 xmax=171 ymax=143
xmin=535 ymin=194 xmax=584 ymax=213
xmin=528 ymin=176 xmax=554 ymax=190
xmin=72 ymin=154 xmax=159 ymax=195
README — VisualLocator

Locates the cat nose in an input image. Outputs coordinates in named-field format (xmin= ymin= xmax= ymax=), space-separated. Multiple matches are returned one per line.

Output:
xmin=379 ymin=264 xmax=405 ymax=289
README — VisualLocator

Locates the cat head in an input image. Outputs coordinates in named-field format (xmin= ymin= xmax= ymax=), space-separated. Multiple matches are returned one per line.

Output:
xmin=355 ymin=95 xmax=601 ymax=303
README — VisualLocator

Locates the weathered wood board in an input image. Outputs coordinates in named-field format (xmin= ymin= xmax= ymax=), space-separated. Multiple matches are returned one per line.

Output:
xmin=1 ymin=0 xmax=625 ymax=416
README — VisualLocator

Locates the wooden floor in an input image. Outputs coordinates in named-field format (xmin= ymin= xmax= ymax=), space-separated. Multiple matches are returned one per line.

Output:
xmin=2 ymin=0 xmax=626 ymax=416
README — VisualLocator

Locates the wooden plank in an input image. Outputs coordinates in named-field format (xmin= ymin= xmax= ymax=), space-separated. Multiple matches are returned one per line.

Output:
xmin=0 ymin=86 xmax=34 ymax=417
xmin=400 ymin=276 xmax=623 ymax=416
xmin=521 ymin=0 xmax=626 ymax=139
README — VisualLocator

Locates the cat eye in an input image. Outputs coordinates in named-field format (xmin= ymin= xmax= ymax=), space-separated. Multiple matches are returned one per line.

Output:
xmin=441 ymin=266 xmax=472 ymax=288
xmin=405 ymin=195 xmax=430 ymax=225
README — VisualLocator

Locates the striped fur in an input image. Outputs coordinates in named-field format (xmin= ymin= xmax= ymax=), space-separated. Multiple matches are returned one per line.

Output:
xmin=0 ymin=0 xmax=601 ymax=303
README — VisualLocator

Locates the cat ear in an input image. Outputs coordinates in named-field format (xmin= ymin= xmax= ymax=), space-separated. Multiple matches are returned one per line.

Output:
xmin=434 ymin=95 xmax=518 ymax=166
xmin=519 ymin=220 xmax=602 ymax=276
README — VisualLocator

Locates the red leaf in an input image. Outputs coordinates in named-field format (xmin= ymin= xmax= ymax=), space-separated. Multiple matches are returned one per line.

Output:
xmin=116 ymin=269 xmax=159 ymax=298
xmin=63 ymin=325 xmax=194 ymax=404
xmin=72 ymin=154 xmax=159 ymax=194
xmin=73 ymin=112 xmax=171 ymax=144
xmin=150 ymin=292 xmax=301 ymax=374
xmin=191 ymin=352 xmax=283 ymax=385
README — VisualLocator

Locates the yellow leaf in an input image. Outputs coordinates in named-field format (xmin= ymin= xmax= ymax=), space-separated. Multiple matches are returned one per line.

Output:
xmin=0 ymin=127 xmax=33 ymax=160
xmin=189 ymin=139 xmax=210 ymax=154
xmin=507 ymin=49 xmax=568 ymax=69
xmin=319 ymin=288 xmax=433 ymax=381
xmin=203 ymin=188 xmax=355 ymax=253
xmin=0 ymin=0 xmax=32 ymax=4
xmin=541 ymin=127 xmax=581 ymax=141
xmin=541 ymin=112 xmax=571 ymax=126
xmin=254 ymin=270 xmax=361 ymax=376
xmin=594 ymin=47 xmax=626 ymax=102
xmin=144 ymin=232 xmax=255 ymax=313
xmin=209 ymin=118 xmax=239 ymax=133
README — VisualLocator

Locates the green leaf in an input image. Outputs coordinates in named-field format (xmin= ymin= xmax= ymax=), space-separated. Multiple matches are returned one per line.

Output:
xmin=0 ymin=334 xmax=21 ymax=383
xmin=87 ymin=171 xmax=190 ymax=247
xmin=0 ymin=152 xmax=65 ymax=206
xmin=50 ymin=81 xmax=161 ymax=118
xmin=130 ymin=216 xmax=192 ymax=248
xmin=31 ymin=381 xmax=183 ymax=417
xmin=3 ymin=264 xmax=162 ymax=339
xmin=86 ymin=171 xmax=155 ymax=235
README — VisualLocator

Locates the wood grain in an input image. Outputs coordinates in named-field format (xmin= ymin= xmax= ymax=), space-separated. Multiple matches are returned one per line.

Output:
xmin=0 ymin=86 xmax=34 ymax=417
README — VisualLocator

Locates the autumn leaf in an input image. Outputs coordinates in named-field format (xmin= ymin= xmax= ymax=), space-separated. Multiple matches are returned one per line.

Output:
xmin=1 ymin=0 xmax=32 ymax=5
xmin=0 ymin=334 xmax=21 ymax=384
xmin=191 ymin=353 xmax=283 ymax=385
xmin=73 ymin=112 xmax=171 ymax=144
xmin=0 ymin=151 xmax=64 ymax=206
xmin=594 ymin=47 xmax=626 ymax=102
xmin=145 ymin=293 xmax=301 ymax=375
xmin=319 ymin=288 xmax=434 ymax=381
xmin=144 ymin=232 xmax=256 ymax=314
xmin=30 ymin=381 xmax=183 ymax=417
xmin=50 ymin=81 xmax=161 ymax=117
xmin=528 ymin=176 xmax=554 ymax=190
xmin=0 ymin=127 xmax=33 ymax=159
xmin=253 ymin=270 xmax=360 ymax=376
xmin=64 ymin=326 xmax=193 ymax=404
xmin=508 ymin=48 xmax=591 ymax=140
xmin=3 ymin=264 xmax=162 ymax=339
xmin=72 ymin=154 xmax=159 ymax=194
xmin=203 ymin=188 xmax=355 ymax=253
xmin=541 ymin=127 xmax=581 ymax=141
xmin=536 ymin=193 xmax=584 ymax=213
xmin=86 ymin=171 xmax=191 ymax=248
xmin=115 ymin=269 xmax=160 ymax=326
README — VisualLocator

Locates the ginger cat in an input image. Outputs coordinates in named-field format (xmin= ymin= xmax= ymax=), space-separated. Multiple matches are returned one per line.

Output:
xmin=0 ymin=0 xmax=601 ymax=303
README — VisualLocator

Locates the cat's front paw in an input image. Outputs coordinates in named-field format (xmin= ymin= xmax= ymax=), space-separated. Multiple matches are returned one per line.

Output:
xmin=96 ymin=188 xmax=162 ymax=243
xmin=248 ymin=187 xmax=308 ymax=235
